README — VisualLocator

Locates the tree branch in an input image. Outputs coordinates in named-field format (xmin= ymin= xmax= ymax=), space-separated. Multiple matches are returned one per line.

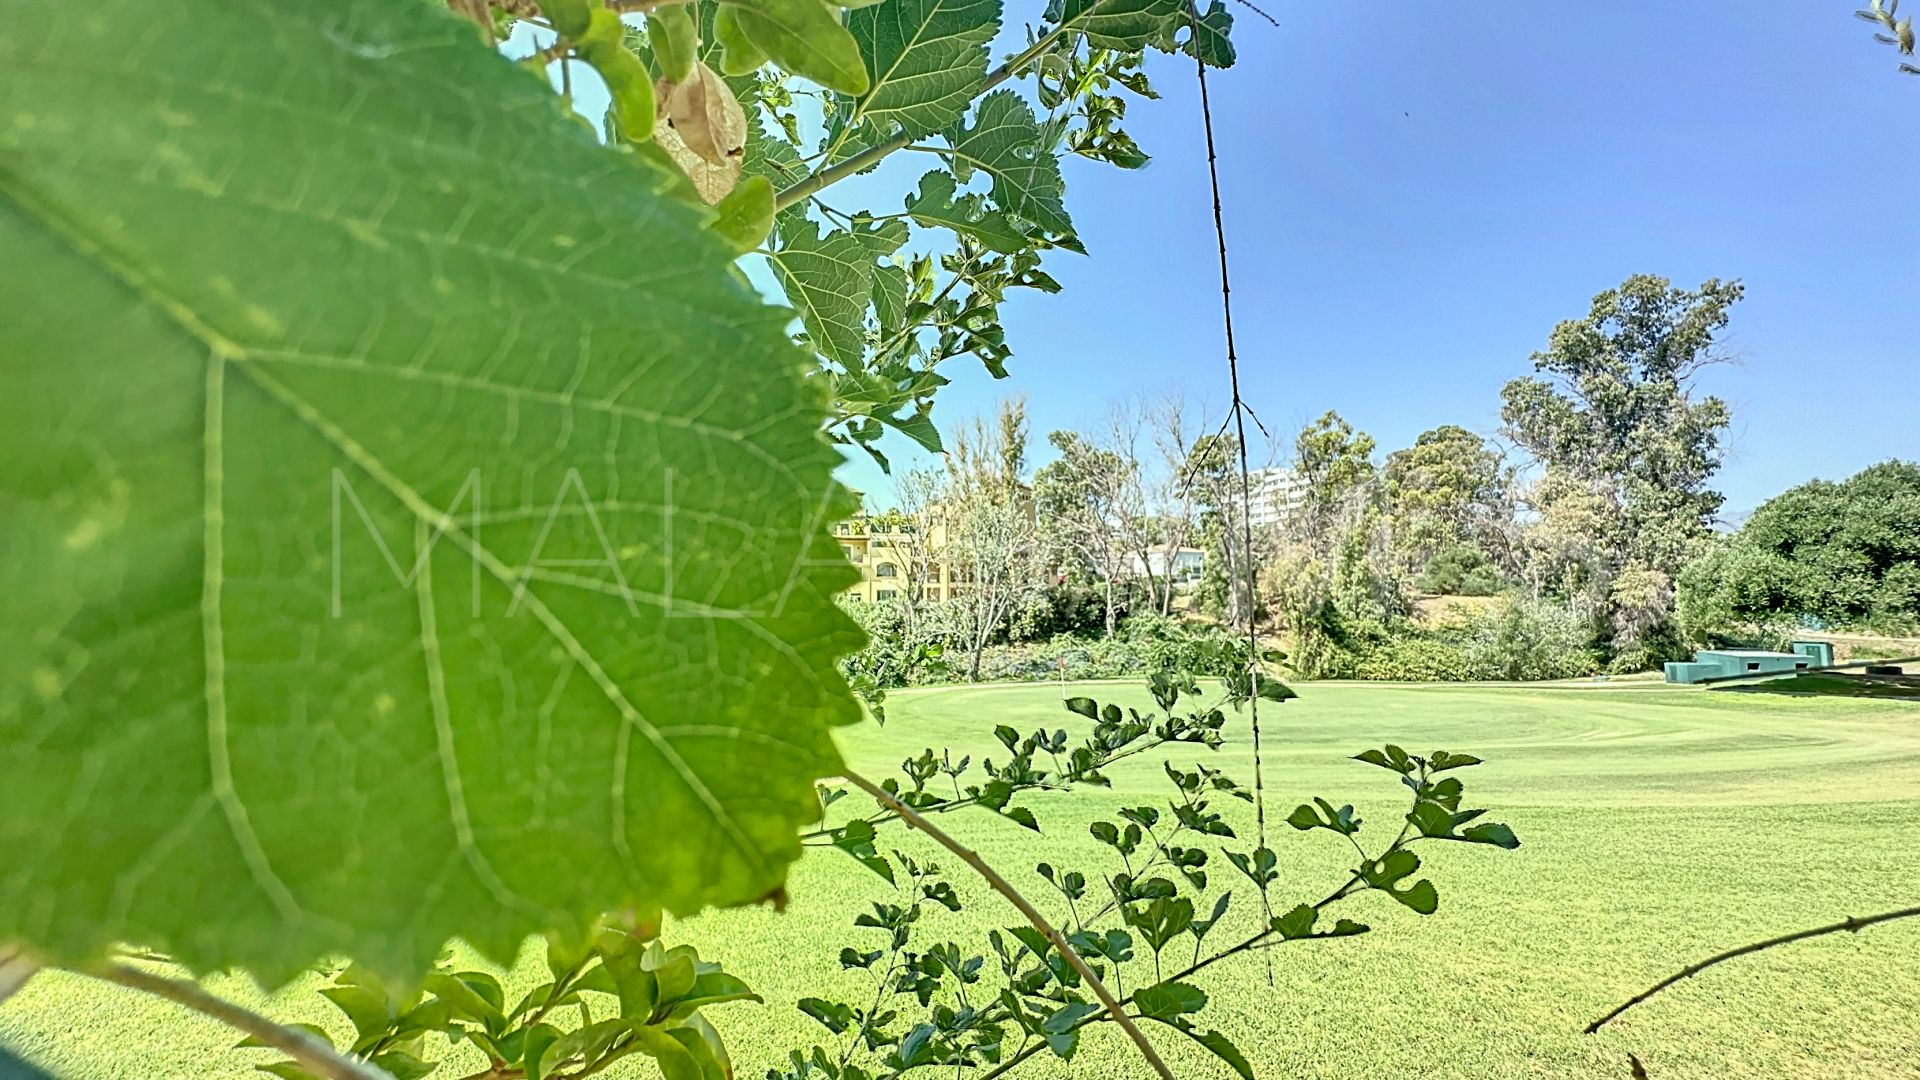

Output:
xmin=93 ymin=963 xmax=393 ymax=1080
xmin=804 ymin=733 xmax=1180 ymax=845
xmin=841 ymin=769 xmax=1175 ymax=1080
xmin=1585 ymin=905 xmax=1920 ymax=1034
xmin=0 ymin=943 xmax=39 ymax=1005
xmin=774 ymin=28 xmax=1067 ymax=211
xmin=971 ymin=870 xmax=1371 ymax=1080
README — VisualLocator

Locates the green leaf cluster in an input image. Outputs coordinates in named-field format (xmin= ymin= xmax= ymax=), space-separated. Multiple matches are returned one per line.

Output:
xmin=248 ymin=929 xmax=758 ymax=1080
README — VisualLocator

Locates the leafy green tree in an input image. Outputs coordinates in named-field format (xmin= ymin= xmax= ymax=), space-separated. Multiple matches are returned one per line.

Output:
xmin=1605 ymin=564 xmax=1685 ymax=673
xmin=1267 ymin=413 xmax=1411 ymax=670
xmin=1416 ymin=543 xmax=1505 ymax=597
xmin=1184 ymin=433 xmax=1257 ymax=625
xmin=1292 ymin=410 xmax=1377 ymax=558
xmin=1501 ymin=274 xmax=1741 ymax=660
xmin=942 ymin=400 xmax=1049 ymax=681
xmin=1384 ymin=425 xmax=1514 ymax=581
xmin=1680 ymin=460 xmax=1920 ymax=633
xmin=1034 ymin=431 xmax=1134 ymax=636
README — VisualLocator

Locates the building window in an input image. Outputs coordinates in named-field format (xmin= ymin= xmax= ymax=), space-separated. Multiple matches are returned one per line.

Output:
xmin=876 ymin=563 xmax=897 ymax=578
xmin=876 ymin=589 xmax=898 ymax=600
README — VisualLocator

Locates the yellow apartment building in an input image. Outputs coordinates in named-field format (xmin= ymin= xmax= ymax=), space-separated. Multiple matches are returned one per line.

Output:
xmin=834 ymin=513 xmax=960 ymax=604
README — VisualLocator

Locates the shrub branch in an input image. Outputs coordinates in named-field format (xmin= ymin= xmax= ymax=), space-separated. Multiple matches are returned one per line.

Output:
xmin=840 ymin=769 xmax=1176 ymax=1080
xmin=773 ymin=28 xmax=1068 ymax=211
xmin=0 ymin=943 xmax=39 ymax=1005
xmin=1585 ymin=904 xmax=1920 ymax=1033
xmin=93 ymin=963 xmax=392 ymax=1080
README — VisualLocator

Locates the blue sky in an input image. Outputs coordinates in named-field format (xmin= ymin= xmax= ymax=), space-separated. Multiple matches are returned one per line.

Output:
xmin=523 ymin=5 xmax=1918 ymax=514
xmin=825 ymin=3 xmax=1919 ymax=513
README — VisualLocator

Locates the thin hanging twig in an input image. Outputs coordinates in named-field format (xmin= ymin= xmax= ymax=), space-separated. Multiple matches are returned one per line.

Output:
xmin=1184 ymin=0 xmax=1274 ymax=966
xmin=93 ymin=963 xmax=391 ymax=1080
xmin=840 ymin=770 xmax=1175 ymax=1080
xmin=1585 ymin=905 xmax=1920 ymax=1034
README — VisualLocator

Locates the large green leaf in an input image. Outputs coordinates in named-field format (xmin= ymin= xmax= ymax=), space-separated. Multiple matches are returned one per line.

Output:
xmin=1045 ymin=0 xmax=1184 ymax=53
xmin=1180 ymin=0 xmax=1236 ymax=68
xmin=847 ymin=0 xmax=1003 ymax=139
xmin=905 ymin=169 xmax=1028 ymax=254
xmin=767 ymin=220 xmax=905 ymax=367
xmin=768 ymin=223 xmax=877 ymax=366
xmin=945 ymin=90 xmax=1073 ymax=236
xmin=0 ymin=0 xmax=861 ymax=981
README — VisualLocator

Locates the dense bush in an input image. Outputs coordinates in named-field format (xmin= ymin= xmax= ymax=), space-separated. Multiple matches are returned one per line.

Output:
xmin=1007 ymin=582 xmax=1142 ymax=642
xmin=970 ymin=618 xmax=1252 ymax=683
xmin=1463 ymin=598 xmax=1602 ymax=681
xmin=1274 ymin=595 xmax=1597 ymax=683
xmin=1117 ymin=612 xmax=1251 ymax=674
xmin=1347 ymin=633 xmax=1475 ymax=681
xmin=838 ymin=599 xmax=947 ymax=689
xmin=840 ymin=601 xmax=1252 ymax=687
xmin=1417 ymin=543 xmax=1506 ymax=596
xmin=973 ymin=635 xmax=1143 ymax=682
xmin=849 ymin=586 xmax=1610 ymax=688
xmin=974 ymin=617 xmax=1243 ymax=682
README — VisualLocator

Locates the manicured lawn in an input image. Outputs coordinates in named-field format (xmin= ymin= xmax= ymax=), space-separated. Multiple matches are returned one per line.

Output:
xmin=4 ymin=681 xmax=1918 ymax=1079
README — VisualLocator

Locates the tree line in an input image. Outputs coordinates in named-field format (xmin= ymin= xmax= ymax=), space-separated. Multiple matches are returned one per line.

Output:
xmin=847 ymin=273 xmax=1920 ymax=686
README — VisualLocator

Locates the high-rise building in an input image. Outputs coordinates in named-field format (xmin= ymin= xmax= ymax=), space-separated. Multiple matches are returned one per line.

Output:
xmin=1246 ymin=467 xmax=1307 ymax=528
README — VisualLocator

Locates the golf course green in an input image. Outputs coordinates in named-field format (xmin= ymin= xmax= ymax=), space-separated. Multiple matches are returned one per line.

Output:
xmin=4 ymin=681 xmax=1916 ymax=1079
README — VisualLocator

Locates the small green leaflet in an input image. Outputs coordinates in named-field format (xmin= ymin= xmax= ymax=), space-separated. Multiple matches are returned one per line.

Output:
xmin=725 ymin=0 xmax=871 ymax=95
xmin=0 ymin=0 xmax=861 ymax=982
xmin=712 ymin=176 xmax=776 ymax=254
xmin=1269 ymin=904 xmax=1368 ymax=941
xmin=1133 ymin=980 xmax=1207 ymax=1020
xmin=848 ymin=0 xmax=1003 ymax=138
xmin=906 ymin=170 xmax=1028 ymax=254
xmin=871 ymin=262 xmax=911 ymax=335
xmin=945 ymin=90 xmax=1074 ymax=237
xmin=1166 ymin=1022 xmax=1255 ymax=1080
xmin=1361 ymin=852 xmax=1440 ymax=914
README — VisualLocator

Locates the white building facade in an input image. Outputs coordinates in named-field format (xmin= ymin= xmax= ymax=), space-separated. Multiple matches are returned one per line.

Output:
xmin=1246 ymin=467 xmax=1307 ymax=528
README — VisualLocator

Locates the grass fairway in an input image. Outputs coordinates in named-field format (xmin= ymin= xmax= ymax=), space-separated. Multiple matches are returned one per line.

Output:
xmin=4 ymin=682 xmax=1918 ymax=1079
